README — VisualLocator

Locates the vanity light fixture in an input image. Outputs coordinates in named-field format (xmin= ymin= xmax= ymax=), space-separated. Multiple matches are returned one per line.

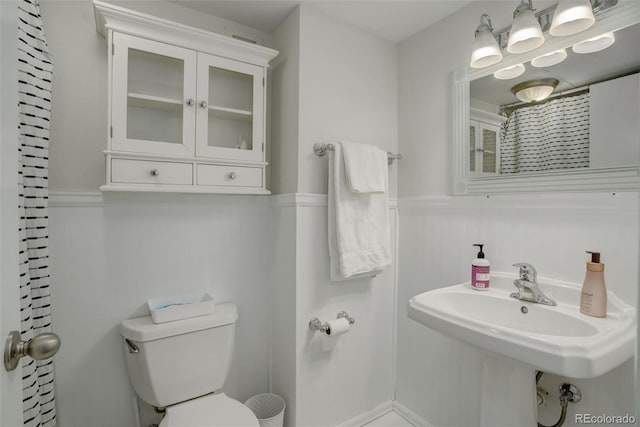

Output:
xmin=494 ymin=63 xmax=526 ymax=80
xmin=511 ymin=78 xmax=559 ymax=102
xmin=469 ymin=1 xmax=619 ymax=70
xmin=470 ymin=14 xmax=503 ymax=68
xmin=531 ymin=48 xmax=568 ymax=67
xmin=572 ymin=32 xmax=615 ymax=53
xmin=549 ymin=0 xmax=596 ymax=36
xmin=507 ymin=0 xmax=545 ymax=54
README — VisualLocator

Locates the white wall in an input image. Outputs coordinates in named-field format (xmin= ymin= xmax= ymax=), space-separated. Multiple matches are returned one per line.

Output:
xmin=297 ymin=4 xmax=398 ymax=197
xmin=296 ymin=201 xmax=397 ymax=426
xmin=398 ymin=1 xmax=521 ymax=198
xmin=43 ymin=1 xmax=399 ymax=426
xmin=270 ymin=7 xmax=301 ymax=195
xmin=49 ymin=194 xmax=271 ymax=427
xmin=396 ymin=194 xmax=638 ymax=426
xmin=40 ymin=0 xmax=107 ymax=192
xmin=107 ymin=0 xmax=271 ymax=47
xmin=269 ymin=195 xmax=398 ymax=427
xmin=40 ymin=2 xmax=275 ymax=426
xmin=39 ymin=0 xmax=637 ymax=426
xmin=590 ymin=73 xmax=640 ymax=169
xmin=397 ymin=1 xmax=639 ymax=425
xmin=295 ymin=6 xmax=398 ymax=424
xmin=269 ymin=5 xmax=400 ymax=426
xmin=268 ymin=201 xmax=298 ymax=427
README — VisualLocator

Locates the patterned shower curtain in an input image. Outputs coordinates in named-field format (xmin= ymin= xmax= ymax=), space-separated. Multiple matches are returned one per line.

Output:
xmin=17 ymin=0 xmax=56 ymax=425
xmin=500 ymin=92 xmax=590 ymax=174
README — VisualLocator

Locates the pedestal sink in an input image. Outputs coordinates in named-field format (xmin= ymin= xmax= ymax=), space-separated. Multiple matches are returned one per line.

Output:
xmin=408 ymin=272 xmax=636 ymax=426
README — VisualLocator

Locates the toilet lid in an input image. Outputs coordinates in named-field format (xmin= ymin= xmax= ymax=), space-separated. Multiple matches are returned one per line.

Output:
xmin=160 ymin=393 xmax=259 ymax=427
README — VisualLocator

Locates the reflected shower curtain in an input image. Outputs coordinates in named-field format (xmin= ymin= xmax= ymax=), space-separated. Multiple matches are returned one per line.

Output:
xmin=18 ymin=0 xmax=56 ymax=425
xmin=500 ymin=93 xmax=590 ymax=174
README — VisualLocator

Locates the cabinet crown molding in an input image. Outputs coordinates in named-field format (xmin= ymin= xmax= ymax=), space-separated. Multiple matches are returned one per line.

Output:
xmin=93 ymin=0 xmax=279 ymax=67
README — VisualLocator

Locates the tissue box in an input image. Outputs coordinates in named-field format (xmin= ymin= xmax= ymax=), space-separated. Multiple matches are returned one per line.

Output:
xmin=148 ymin=293 xmax=215 ymax=324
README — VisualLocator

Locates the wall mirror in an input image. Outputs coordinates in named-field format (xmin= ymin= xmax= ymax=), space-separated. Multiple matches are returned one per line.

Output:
xmin=453 ymin=1 xmax=640 ymax=194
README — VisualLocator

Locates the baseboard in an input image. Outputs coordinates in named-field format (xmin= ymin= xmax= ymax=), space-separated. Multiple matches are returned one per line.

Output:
xmin=335 ymin=401 xmax=393 ymax=427
xmin=392 ymin=401 xmax=431 ymax=427
xmin=334 ymin=400 xmax=431 ymax=427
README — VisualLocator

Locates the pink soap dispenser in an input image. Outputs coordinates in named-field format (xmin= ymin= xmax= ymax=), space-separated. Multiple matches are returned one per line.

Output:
xmin=580 ymin=251 xmax=607 ymax=317
xmin=471 ymin=244 xmax=490 ymax=290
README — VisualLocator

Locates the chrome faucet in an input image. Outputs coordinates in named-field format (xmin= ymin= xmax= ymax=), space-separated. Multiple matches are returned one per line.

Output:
xmin=510 ymin=263 xmax=557 ymax=306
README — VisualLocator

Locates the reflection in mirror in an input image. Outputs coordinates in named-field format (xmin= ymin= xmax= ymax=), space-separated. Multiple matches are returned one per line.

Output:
xmin=469 ymin=22 xmax=639 ymax=177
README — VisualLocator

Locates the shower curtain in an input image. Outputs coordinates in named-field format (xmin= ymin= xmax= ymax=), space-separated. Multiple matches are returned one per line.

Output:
xmin=17 ymin=0 xmax=56 ymax=425
xmin=500 ymin=92 xmax=590 ymax=174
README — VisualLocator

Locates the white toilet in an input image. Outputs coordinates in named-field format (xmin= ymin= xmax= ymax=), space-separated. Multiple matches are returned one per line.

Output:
xmin=120 ymin=303 xmax=259 ymax=427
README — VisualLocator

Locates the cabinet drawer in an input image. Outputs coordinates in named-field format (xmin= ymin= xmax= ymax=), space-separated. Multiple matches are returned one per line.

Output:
xmin=111 ymin=159 xmax=193 ymax=185
xmin=197 ymin=164 xmax=262 ymax=187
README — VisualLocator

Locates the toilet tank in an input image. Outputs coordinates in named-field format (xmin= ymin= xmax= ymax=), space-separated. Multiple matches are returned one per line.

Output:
xmin=120 ymin=302 xmax=238 ymax=407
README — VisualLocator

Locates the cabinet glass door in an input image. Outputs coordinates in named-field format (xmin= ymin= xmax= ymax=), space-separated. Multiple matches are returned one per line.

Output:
xmin=481 ymin=126 xmax=498 ymax=174
xmin=111 ymin=33 xmax=196 ymax=155
xmin=195 ymin=53 xmax=263 ymax=161
xmin=469 ymin=121 xmax=501 ymax=175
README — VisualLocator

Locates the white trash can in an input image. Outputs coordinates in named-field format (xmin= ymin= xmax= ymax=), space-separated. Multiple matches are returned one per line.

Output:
xmin=245 ymin=393 xmax=286 ymax=427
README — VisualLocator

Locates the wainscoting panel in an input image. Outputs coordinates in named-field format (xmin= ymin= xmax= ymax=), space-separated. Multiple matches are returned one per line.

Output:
xmin=396 ymin=193 xmax=638 ymax=427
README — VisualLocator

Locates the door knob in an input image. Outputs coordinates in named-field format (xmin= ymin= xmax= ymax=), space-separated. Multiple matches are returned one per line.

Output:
xmin=4 ymin=330 xmax=61 ymax=371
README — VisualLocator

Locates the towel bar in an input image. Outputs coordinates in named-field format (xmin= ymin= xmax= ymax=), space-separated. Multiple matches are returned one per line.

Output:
xmin=313 ymin=142 xmax=403 ymax=165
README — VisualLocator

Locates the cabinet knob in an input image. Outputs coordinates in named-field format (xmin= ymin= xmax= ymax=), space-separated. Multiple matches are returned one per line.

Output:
xmin=229 ymin=172 xmax=237 ymax=180
xmin=150 ymin=168 xmax=160 ymax=177
xmin=199 ymin=100 xmax=208 ymax=109
xmin=186 ymin=98 xmax=195 ymax=107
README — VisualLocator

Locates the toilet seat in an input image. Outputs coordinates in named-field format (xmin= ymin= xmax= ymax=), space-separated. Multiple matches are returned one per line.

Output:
xmin=160 ymin=393 xmax=259 ymax=427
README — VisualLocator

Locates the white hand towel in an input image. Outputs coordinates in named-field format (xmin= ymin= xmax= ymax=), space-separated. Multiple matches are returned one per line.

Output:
xmin=328 ymin=142 xmax=392 ymax=281
xmin=341 ymin=141 xmax=387 ymax=194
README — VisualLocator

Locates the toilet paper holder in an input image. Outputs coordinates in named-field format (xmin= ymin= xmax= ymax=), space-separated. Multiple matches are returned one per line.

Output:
xmin=309 ymin=311 xmax=355 ymax=334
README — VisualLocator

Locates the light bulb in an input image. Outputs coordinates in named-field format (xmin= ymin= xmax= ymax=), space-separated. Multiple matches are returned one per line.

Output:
xmin=550 ymin=0 xmax=595 ymax=36
xmin=470 ymin=14 xmax=503 ymax=69
xmin=508 ymin=1 xmax=545 ymax=54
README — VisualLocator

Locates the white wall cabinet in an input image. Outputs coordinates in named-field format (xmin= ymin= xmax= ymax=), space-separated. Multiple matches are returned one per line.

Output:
xmin=469 ymin=108 xmax=505 ymax=176
xmin=95 ymin=1 xmax=278 ymax=194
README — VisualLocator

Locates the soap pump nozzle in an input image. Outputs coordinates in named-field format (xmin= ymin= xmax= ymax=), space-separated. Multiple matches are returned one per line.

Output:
xmin=586 ymin=251 xmax=600 ymax=263
xmin=586 ymin=251 xmax=604 ymax=272
xmin=473 ymin=243 xmax=485 ymax=258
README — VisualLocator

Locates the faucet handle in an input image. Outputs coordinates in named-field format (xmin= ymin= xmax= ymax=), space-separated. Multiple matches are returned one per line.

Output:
xmin=512 ymin=263 xmax=537 ymax=282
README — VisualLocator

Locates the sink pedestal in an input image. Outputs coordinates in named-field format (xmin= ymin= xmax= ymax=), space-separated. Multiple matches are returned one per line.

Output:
xmin=479 ymin=354 xmax=537 ymax=427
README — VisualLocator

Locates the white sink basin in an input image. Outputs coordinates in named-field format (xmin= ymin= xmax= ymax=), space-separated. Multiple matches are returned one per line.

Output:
xmin=408 ymin=273 xmax=636 ymax=378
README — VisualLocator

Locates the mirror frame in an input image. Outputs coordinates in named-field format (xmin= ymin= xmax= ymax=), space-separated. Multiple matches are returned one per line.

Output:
xmin=453 ymin=1 xmax=640 ymax=195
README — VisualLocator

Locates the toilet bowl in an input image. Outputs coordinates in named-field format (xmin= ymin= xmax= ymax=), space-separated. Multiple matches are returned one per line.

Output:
xmin=120 ymin=303 xmax=258 ymax=426
xmin=160 ymin=393 xmax=258 ymax=427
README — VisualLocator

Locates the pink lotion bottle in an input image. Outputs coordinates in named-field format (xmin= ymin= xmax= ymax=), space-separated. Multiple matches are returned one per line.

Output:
xmin=580 ymin=251 xmax=607 ymax=317
xmin=471 ymin=244 xmax=490 ymax=291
